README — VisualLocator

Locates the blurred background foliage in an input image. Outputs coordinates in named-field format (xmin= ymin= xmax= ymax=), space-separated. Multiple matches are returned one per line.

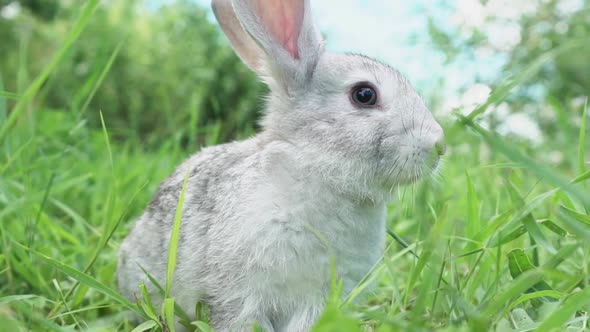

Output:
xmin=430 ymin=0 xmax=590 ymax=99
xmin=0 ymin=0 xmax=265 ymax=148
xmin=429 ymin=0 xmax=589 ymax=171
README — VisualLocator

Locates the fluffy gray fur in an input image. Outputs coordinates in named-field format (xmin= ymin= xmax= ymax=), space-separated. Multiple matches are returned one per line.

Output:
xmin=118 ymin=0 xmax=444 ymax=331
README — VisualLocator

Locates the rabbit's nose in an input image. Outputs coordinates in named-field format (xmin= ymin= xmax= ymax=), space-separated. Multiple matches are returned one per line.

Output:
xmin=435 ymin=140 xmax=447 ymax=156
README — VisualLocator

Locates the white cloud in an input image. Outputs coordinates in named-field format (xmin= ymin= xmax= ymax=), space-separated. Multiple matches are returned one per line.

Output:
xmin=486 ymin=21 xmax=522 ymax=51
xmin=1 ymin=1 xmax=21 ymax=19
xmin=497 ymin=112 xmax=544 ymax=144
xmin=451 ymin=0 xmax=486 ymax=29
xmin=485 ymin=0 xmax=538 ymax=20
xmin=450 ymin=0 xmax=539 ymax=29
xmin=556 ymin=0 xmax=584 ymax=16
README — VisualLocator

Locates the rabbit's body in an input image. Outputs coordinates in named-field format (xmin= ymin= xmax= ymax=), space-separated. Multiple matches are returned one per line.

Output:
xmin=119 ymin=1 xmax=445 ymax=330
xmin=118 ymin=134 xmax=386 ymax=330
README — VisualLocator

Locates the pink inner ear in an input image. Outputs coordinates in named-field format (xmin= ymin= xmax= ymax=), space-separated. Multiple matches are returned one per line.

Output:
xmin=252 ymin=0 xmax=304 ymax=59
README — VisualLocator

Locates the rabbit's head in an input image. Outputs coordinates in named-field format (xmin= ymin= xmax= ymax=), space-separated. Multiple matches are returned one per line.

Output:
xmin=213 ymin=0 xmax=444 ymax=200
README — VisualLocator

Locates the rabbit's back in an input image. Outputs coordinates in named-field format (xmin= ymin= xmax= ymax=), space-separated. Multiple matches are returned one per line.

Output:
xmin=117 ymin=138 xmax=261 ymax=304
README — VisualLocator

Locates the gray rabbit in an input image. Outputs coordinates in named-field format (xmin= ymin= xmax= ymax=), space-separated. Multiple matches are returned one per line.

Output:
xmin=117 ymin=0 xmax=445 ymax=331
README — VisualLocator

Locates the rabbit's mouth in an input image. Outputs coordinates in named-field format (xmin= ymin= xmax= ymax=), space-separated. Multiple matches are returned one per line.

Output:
xmin=389 ymin=150 xmax=443 ymax=186
xmin=403 ymin=140 xmax=445 ymax=185
xmin=378 ymin=131 xmax=445 ymax=187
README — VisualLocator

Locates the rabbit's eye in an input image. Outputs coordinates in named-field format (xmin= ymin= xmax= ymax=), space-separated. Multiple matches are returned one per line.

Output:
xmin=351 ymin=85 xmax=378 ymax=107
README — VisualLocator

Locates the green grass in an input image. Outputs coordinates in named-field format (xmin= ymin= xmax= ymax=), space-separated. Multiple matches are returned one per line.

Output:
xmin=1 ymin=2 xmax=590 ymax=332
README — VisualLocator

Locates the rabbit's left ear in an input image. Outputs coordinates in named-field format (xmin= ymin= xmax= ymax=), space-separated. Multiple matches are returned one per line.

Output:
xmin=212 ymin=0 xmax=265 ymax=72
xmin=214 ymin=0 xmax=324 ymax=94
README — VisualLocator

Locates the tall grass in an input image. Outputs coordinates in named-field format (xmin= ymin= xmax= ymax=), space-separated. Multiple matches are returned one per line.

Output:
xmin=0 ymin=1 xmax=589 ymax=331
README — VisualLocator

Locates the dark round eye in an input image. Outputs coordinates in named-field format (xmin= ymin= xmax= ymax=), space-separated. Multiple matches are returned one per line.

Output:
xmin=352 ymin=86 xmax=377 ymax=106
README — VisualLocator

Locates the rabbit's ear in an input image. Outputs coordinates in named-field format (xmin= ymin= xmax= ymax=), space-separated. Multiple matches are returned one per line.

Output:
xmin=212 ymin=0 xmax=265 ymax=72
xmin=213 ymin=0 xmax=324 ymax=93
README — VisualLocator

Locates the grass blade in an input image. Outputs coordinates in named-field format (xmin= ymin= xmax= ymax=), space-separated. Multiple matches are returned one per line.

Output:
xmin=536 ymin=288 xmax=590 ymax=332
xmin=165 ymin=171 xmax=190 ymax=298
xmin=505 ymin=182 xmax=555 ymax=254
xmin=163 ymin=298 xmax=176 ymax=332
xmin=557 ymin=207 xmax=590 ymax=241
xmin=466 ymin=172 xmax=480 ymax=240
xmin=507 ymin=290 xmax=563 ymax=312
xmin=572 ymin=169 xmax=590 ymax=184
xmin=130 ymin=320 xmax=158 ymax=332
xmin=27 ymin=174 xmax=56 ymax=252
xmin=99 ymin=111 xmax=114 ymax=172
xmin=507 ymin=249 xmax=553 ymax=293
xmin=79 ymin=39 xmax=125 ymax=116
xmin=0 ymin=294 xmax=49 ymax=305
xmin=538 ymin=219 xmax=568 ymax=237
xmin=559 ymin=206 xmax=590 ymax=225
xmin=192 ymin=321 xmax=215 ymax=332
xmin=578 ymin=97 xmax=588 ymax=174
xmin=21 ymin=243 xmax=145 ymax=317
xmin=0 ymin=76 xmax=8 ymax=122
xmin=139 ymin=283 xmax=161 ymax=324
xmin=139 ymin=265 xmax=192 ymax=323
xmin=0 ymin=91 xmax=20 ymax=100
xmin=480 ymin=269 xmax=544 ymax=319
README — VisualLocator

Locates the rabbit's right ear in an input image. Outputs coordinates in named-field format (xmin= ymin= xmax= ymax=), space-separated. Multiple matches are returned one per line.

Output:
xmin=212 ymin=0 xmax=324 ymax=94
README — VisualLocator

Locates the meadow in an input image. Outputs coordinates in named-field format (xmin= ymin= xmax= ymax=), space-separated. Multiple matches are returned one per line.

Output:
xmin=1 ymin=1 xmax=589 ymax=331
